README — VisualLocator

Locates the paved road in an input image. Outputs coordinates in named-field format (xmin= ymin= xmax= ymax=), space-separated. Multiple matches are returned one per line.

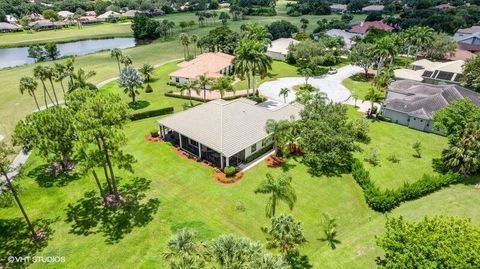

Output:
xmin=258 ymin=65 xmax=363 ymax=103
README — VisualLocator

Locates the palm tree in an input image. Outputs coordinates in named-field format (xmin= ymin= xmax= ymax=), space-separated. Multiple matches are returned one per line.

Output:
xmin=53 ymin=63 xmax=68 ymax=98
xmin=179 ymin=33 xmax=191 ymax=60
xmin=119 ymin=66 xmax=144 ymax=104
xmin=254 ymin=173 xmax=296 ymax=218
xmin=120 ymin=55 xmax=133 ymax=68
xmin=69 ymin=68 xmax=97 ymax=91
xmin=319 ymin=213 xmax=340 ymax=250
xmin=163 ymin=229 xmax=204 ymax=268
xmin=196 ymin=74 xmax=213 ymax=101
xmin=219 ymin=12 xmax=230 ymax=25
xmin=233 ymin=49 xmax=252 ymax=96
xmin=33 ymin=65 xmax=55 ymax=108
xmin=19 ymin=76 xmax=40 ymax=110
xmin=412 ymin=26 xmax=434 ymax=60
xmin=207 ymin=235 xmax=263 ymax=268
xmin=180 ymin=81 xmax=195 ymax=106
xmin=110 ymin=48 xmax=123 ymax=73
xmin=265 ymin=119 xmax=290 ymax=157
xmin=139 ymin=63 xmax=154 ymax=83
xmin=300 ymin=17 xmax=309 ymax=32
xmin=44 ymin=65 xmax=60 ymax=105
xmin=212 ymin=76 xmax=234 ymax=98
xmin=64 ymin=57 xmax=75 ymax=87
xmin=373 ymin=38 xmax=392 ymax=75
xmin=243 ymin=22 xmax=272 ymax=48
xmin=364 ymin=87 xmax=383 ymax=116
xmin=351 ymin=91 xmax=359 ymax=107
xmin=0 ymin=142 xmax=38 ymax=240
xmin=279 ymin=87 xmax=289 ymax=103
xmin=190 ymin=34 xmax=199 ymax=57
xmin=262 ymin=214 xmax=307 ymax=256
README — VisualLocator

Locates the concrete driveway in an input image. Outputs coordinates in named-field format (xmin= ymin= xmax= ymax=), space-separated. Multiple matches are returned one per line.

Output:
xmin=258 ymin=65 xmax=363 ymax=103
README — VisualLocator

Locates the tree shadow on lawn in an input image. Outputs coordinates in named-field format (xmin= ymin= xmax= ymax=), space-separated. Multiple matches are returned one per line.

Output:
xmin=0 ymin=218 xmax=56 ymax=269
xmin=65 ymin=177 xmax=160 ymax=244
xmin=128 ymin=100 xmax=150 ymax=110
xmin=27 ymin=164 xmax=82 ymax=188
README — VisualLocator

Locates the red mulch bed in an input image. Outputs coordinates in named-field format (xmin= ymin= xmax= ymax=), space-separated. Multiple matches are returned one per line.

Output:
xmin=144 ymin=135 xmax=162 ymax=143
xmin=214 ymin=170 xmax=244 ymax=185
xmin=265 ymin=155 xmax=285 ymax=167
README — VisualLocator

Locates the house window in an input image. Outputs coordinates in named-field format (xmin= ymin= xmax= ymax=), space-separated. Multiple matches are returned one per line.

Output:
xmin=175 ymin=77 xmax=179 ymax=83
xmin=420 ymin=120 xmax=423 ymax=122
xmin=188 ymin=139 xmax=198 ymax=147
xmin=251 ymin=144 xmax=257 ymax=153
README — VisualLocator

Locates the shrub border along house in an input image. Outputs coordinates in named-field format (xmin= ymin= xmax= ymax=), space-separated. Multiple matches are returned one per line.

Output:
xmin=351 ymin=160 xmax=462 ymax=212
xmin=129 ymin=107 xmax=174 ymax=121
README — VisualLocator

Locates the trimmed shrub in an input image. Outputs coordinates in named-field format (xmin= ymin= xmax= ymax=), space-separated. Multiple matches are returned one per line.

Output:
xmin=129 ymin=107 xmax=174 ymax=121
xmin=224 ymin=166 xmax=236 ymax=177
xmin=150 ymin=129 xmax=159 ymax=137
xmin=245 ymin=143 xmax=274 ymax=163
xmin=145 ymin=84 xmax=153 ymax=93
xmin=351 ymin=160 xmax=461 ymax=212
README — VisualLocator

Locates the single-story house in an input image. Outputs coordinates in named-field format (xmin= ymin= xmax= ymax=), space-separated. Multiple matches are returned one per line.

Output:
xmin=27 ymin=13 xmax=44 ymax=21
xmin=349 ymin=21 xmax=393 ymax=35
xmin=266 ymin=38 xmax=300 ymax=60
xmin=362 ymin=5 xmax=384 ymax=13
xmin=97 ymin=11 xmax=121 ymax=21
xmin=447 ymin=48 xmax=476 ymax=61
xmin=58 ymin=10 xmax=74 ymax=20
xmin=453 ymin=25 xmax=480 ymax=40
xmin=0 ymin=22 xmax=22 ymax=32
xmin=85 ymin=11 xmax=97 ymax=16
xmin=330 ymin=4 xmax=347 ymax=13
xmin=28 ymin=19 xmax=61 ymax=30
xmin=124 ymin=10 xmax=140 ymax=18
xmin=169 ymin=52 xmax=235 ymax=84
xmin=434 ymin=3 xmax=454 ymax=10
xmin=382 ymin=80 xmax=480 ymax=133
xmin=394 ymin=59 xmax=464 ymax=85
xmin=77 ymin=16 xmax=99 ymax=24
xmin=146 ymin=9 xmax=165 ymax=16
xmin=456 ymin=32 xmax=480 ymax=53
xmin=326 ymin=29 xmax=359 ymax=49
xmin=157 ymin=98 xmax=303 ymax=168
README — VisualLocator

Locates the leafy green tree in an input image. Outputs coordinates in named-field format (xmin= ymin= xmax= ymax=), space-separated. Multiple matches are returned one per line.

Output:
xmin=42 ymin=9 xmax=59 ymax=21
xmin=262 ymin=214 xmax=307 ymax=256
xmin=298 ymin=93 xmax=360 ymax=177
xmin=27 ymin=45 xmax=46 ymax=62
xmin=298 ymin=67 xmax=314 ymax=85
xmin=462 ymin=55 xmax=480 ymax=92
xmin=44 ymin=43 xmax=60 ymax=60
xmin=0 ymin=142 xmax=38 ymax=239
xmin=377 ymin=216 xmax=480 ymax=269
xmin=300 ymin=17 xmax=309 ymax=32
xmin=120 ymin=54 xmax=133 ymax=68
xmin=424 ymin=32 xmax=457 ymax=60
xmin=441 ymin=124 xmax=480 ymax=176
xmin=219 ymin=11 xmax=230 ymax=25
xmin=349 ymin=43 xmax=376 ymax=79
xmin=212 ymin=76 xmax=234 ymax=98
xmin=319 ymin=213 xmax=340 ymax=249
xmin=266 ymin=20 xmax=298 ymax=40
xmin=69 ymin=68 xmax=97 ymax=91
xmin=433 ymin=99 xmax=480 ymax=137
xmin=255 ymin=173 xmax=296 ymax=217
xmin=131 ymin=12 xmax=160 ymax=40
xmin=138 ymin=63 xmax=154 ymax=83
xmin=19 ymin=76 xmax=40 ymax=110
xmin=110 ymin=48 xmax=123 ymax=73
xmin=412 ymin=141 xmax=422 ymax=158
xmin=119 ymin=66 xmax=144 ymax=104
xmin=279 ymin=87 xmax=289 ymax=103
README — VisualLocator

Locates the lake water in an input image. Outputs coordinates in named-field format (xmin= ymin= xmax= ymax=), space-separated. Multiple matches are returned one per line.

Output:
xmin=0 ymin=37 xmax=136 ymax=69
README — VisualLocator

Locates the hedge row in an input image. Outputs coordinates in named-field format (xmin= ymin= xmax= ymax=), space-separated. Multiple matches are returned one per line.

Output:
xmin=245 ymin=143 xmax=274 ymax=163
xmin=351 ymin=160 xmax=462 ymax=212
xmin=129 ymin=107 xmax=174 ymax=121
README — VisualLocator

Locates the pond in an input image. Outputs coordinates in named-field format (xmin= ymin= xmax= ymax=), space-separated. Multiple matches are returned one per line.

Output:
xmin=0 ymin=37 xmax=136 ymax=69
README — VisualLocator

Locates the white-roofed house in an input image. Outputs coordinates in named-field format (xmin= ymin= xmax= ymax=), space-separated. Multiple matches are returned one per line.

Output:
xmin=169 ymin=52 xmax=235 ymax=84
xmin=58 ymin=10 xmax=74 ymax=20
xmin=158 ymin=98 xmax=303 ymax=168
xmin=362 ymin=5 xmax=384 ymax=13
xmin=97 ymin=11 xmax=121 ymax=21
xmin=0 ymin=22 xmax=22 ymax=32
xmin=329 ymin=4 xmax=347 ymax=13
xmin=266 ymin=38 xmax=300 ymax=60
xmin=394 ymin=59 xmax=465 ymax=85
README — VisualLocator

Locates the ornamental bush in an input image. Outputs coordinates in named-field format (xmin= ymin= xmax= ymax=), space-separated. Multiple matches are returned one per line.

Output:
xmin=224 ymin=166 xmax=236 ymax=177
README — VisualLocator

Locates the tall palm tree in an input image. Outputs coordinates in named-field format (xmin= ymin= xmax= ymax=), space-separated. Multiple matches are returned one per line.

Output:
xmin=300 ymin=17 xmax=309 ymax=32
xmin=279 ymin=87 xmax=289 ymax=103
xmin=373 ymin=38 xmax=392 ymax=75
xmin=69 ymin=68 xmax=97 ymax=91
xmin=44 ymin=65 xmax=60 ymax=105
xmin=212 ymin=76 xmax=234 ymax=98
xmin=33 ymin=65 xmax=55 ymax=108
xmin=163 ymin=229 xmax=205 ymax=268
xmin=254 ymin=173 xmax=297 ymax=217
xmin=119 ymin=66 xmax=144 ymax=104
xmin=364 ymin=87 xmax=383 ymax=116
xmin=120 ymin=55 xmax=133 ymax=68
xmin=319 ymin=213 xmax=340 ymax=250
xmin=412 ymin=26 xmax=434 ymax=60
xmin=180 ymin=81 xmax=195 ymax=106
xmin=196 ymin=74 xmax=213 ymax=101
xmin=179 ymin=33 xmax=191 ymax=60
xmin=243 ymin=22 xmax=272 ymax=48
xmin=139 ymin=63 xmax=154 ymax=83
xmin=190 ymin=34 xmax=198 ymax=57
xmin=53 ymin=63 xmax=68 ymax=98
xmin=110 ymin=48 xmax=123 ymax=73
xmin=0 ymin=142 xmax=38 ymax=240
xmin=64 ymin=57 xmax=76 ymax=87
xmin=19 ymin=76 xmax=40 ymax=110
xmin=265 ymin=119 xmax=290 ymax=157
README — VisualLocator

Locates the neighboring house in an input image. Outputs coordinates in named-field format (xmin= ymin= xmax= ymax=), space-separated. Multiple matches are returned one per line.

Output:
xmin=6 ymin=15 xmax=18 ymax=24
xmin=453 ymin=25 xmax=480 ymax=40
xmin=27 ymin=13 xmax=44 ymax=22
xmin=394 ymin=59 xmax=464 ymax=85
xmin=28 ymin=19 xmax=60 ymax=30
xmin=169 ymin=52 xmax=235 ymax=84
xmin=97 ymin=11 xmax=121 ymax=21
xmin=77 ymin=16 xmax=99 ymax=24
xmin=456 ymin=32 xmax=480 ymax=53
xmin=447 ymin=48 xmax=476 ymax=61
xmin=124 ymin=10 xmax=140 ymax=18
xmin=349 ymin=21 xmax=393 ymax=35
xmin=362 ymin=5 xmax=384 ymax=13
xmin=266 ymin=38 xmax=300 ymax=60
xmin=0 ymin=22 xmax=22 ymax=32
xmin=382 ymin=80 xmax=480 ymax=133
xmin=157 ymin=98 xmax=303 ymax=168
xmin=326 ymin=29 xmax=359 ymax=49
xmin=219 ymin=2 xmax=231 ymax=8
xmin=330 ymin=4 xmax=347 ymax=13
xmin=434 ymin=3 xmax=454 ymax=10
xmin=58 ymin=10 xmax=74 ymax=20
xmin=85 ymin=11 xmax=97 ymax=16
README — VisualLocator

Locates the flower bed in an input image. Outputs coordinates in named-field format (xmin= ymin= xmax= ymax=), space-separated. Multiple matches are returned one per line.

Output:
xmin=265 ymin=155 xmax=285 ymax=167
xmin=214 ymin=168 xmax=244 ymax=185
xmin=144 ymin=135 xmax=163 ymax=143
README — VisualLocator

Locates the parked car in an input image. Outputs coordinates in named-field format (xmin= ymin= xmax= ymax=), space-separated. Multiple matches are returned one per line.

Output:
xmin=328 ymin=68 xmax=338 ymax=75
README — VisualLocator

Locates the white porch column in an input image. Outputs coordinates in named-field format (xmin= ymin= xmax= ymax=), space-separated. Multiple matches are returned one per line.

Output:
xmin=179 ymin=133 xmax=183 ymax=148
xmin=220 ymin=154 xmax=224 ymax=168
xmin=225 ymin=156 xmax=229 ymax=167
xmin=198 ymin=144 xmax=202 ymax=158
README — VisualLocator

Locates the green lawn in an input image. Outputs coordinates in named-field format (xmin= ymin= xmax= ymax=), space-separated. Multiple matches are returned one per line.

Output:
xmin=342 ymin=74 xmax=372 ymax=100
xmin=0 ymin=110 xmax=477 ymax=269
xmin=0 ymin=23 xmax=133 ymax=48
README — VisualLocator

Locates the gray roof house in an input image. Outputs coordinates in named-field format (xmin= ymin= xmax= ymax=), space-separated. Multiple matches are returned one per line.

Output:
xmin=362 ymin=5 xmax=384 ymax=13
xmin=0 ymin=22 xmax=22 ymax=32
xmin=381 ymin=80 xmax=480 ymax=133
xmin=158 ymin=98 xmax=303 ymax=168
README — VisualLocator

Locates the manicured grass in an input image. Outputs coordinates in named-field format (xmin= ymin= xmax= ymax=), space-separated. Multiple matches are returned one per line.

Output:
xmin=0 ymin=116 xmax=477 ymax=269
xmin=342 ymin=74 xmax=372 ymax=100
xmin=0 ymin=23 xmax=133 ymax=48
xmin=233 ymin=60 xmax=300 ymax=91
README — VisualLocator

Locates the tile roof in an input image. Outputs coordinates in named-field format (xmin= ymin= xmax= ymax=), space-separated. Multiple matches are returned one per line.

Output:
xmin=169 ymin=52 xmax=234 ymax=80
xmin=384 ymin=80 xmax=480 ymax=120
xmin=158 ymin=98 xmax=303 ymax=157
xmin=330 ymin=4 xmax=347 ymax=10
xmin=349 ymin=21 xmax=393 ymax=34
xmin=267 ymin=38 xmax=300 ymax=56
